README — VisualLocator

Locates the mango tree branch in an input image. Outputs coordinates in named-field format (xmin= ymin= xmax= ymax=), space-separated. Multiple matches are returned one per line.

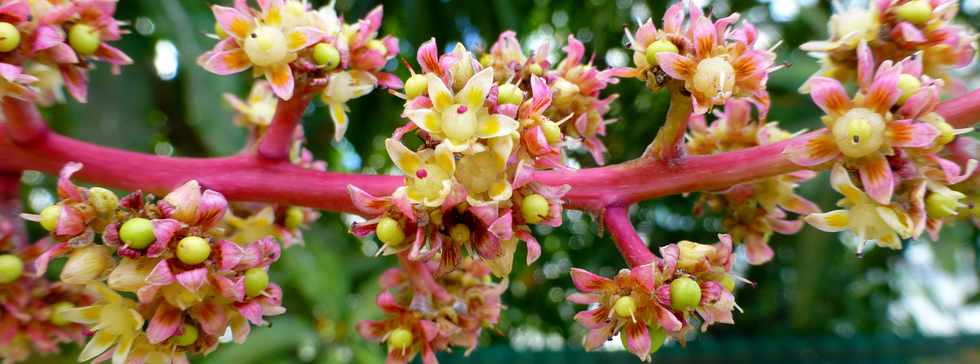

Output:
xmin=1 ymin=98 xmax=49 ymax=146
xmin=602 ymin=206 xmax=656 ymax=267
xmin=255 ymin=91 xmax=315 ymax=161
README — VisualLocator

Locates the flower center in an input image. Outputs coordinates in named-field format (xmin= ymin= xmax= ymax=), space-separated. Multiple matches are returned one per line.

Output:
xmin=692 ymin=57 xmax=735 ymax=101
xmin=832 ymin=108 xmax=885 ymax=158
xmin=100 ymin=303 xmax=139 ymax=336
xmin=442 ymin=104 xmax=479 ymax=142
xmin=244 ymin=25 xmax=288 ymax=66
xmin=455 ymin=151 xmax=501 ymax=195
xmin=831 ymin=9 xmax=875 ymax=45
xmin=413 ymin=163 xmax=449 ymax=200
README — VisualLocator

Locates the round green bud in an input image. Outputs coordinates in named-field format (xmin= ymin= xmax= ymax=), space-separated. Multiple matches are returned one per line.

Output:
xmin=540 ymin=120 xmax=562 ymax=144
xmin=312 ymin=43 xmax=340 ymax=70
xmin=387 ymin=328 xmax=413 ymax=350
xmin=176 ymin=236 xmax=211 ymax=265
xmin=49 ymin=301 xmax=75 ymax=326
xmin=669 ymin=276 xmax=702 ymax=311
xmin=88 ymin=187 xmax=118 ymax=215
xmin=244 ymin=267 xmax=270 ymax=298
xmin=366 ymin=39 xmax=387 ymax=55
xmin=68 ymin=23 xmax=100 ymax=56
xmin=0 ymin=22 xmax=21 ymax=53
xmin=173 ymin=324 xmax=199 ymax=346
xmin=119 ymin=218 xmax=156 ymax=250
xmin=404 ymin=74 xmax=427 ymax=99
xmin=521 ymin=194 xmax=549 ymax=224
xmin=612 ymin=296 xmax=637 ymax=319
xmin=895 ymin=0 xmax=932 ymax=25
xmin=449 ymin=224 xmax=471 ymax=244
xmin=926 ymin=191 xmax=962 ymax=219
xmin=0 ymin=254 xmax=24 ymax=284
xmin=284 ymin=206 xmax=305 ymax=229
xmin=644 ymin=40 xmax=679 ymax=66
xmin=897 ymin=74 xmax=921 ymax=104
xmin=39 ymin=205 xmax=61 ymax=232
xmin=497 ymin=83 xmax=524 ymax=105
xmin=528 ymin=63 xmax=543 ymax=76
xmin=375 ymin=217 xmax=406 ymax=247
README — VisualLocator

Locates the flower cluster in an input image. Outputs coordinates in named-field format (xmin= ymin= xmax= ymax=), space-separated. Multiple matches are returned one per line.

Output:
xmin=801 ymin=0 xmax=976 ymax=92
xmin=357 ymin=258 xmax=506 ymax=364
xmin=19 ymin=163 xmax=289 ymax=363
xmin=625 ymin=2 xmax=779 ymax=116
xmin=568 ymin=235 xmax=739 ymax=362
xmin=787 ymin=42 xmax=977 ymax=252
xmin=0 ymin=0 xmax=132 ymax=104
xmin=1 ymin=233 xmax=94 ymax=364
xmin=689 ymin=100 xmax=820 ymax=264
xmin=201 ymin=0 xmax=400 ymax=141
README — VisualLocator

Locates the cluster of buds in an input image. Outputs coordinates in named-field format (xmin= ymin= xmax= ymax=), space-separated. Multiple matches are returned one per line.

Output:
xmin=568 ymin=235 xmax=739 ymax=362
xmin=801 ymin=0 xmax=976 ymax=93
xmin=786 ymin=42 xmax=977 ymax=252
xmin=19 ymin=163 xmax=289 ymax=363
xmin=1 ymin=227 xmax=94 ymax=363
xmin=689 ymin=100 xmax=820 ymax=264
xmin=200 ymin=0 xmax=400 ymax=141
xmin=0 ymin=0 xmax=132 ymax=104
xmin=357 ymin=258 xmax=506 ymax=364
xmin=625 ymin=2 xmax=779 ymax=116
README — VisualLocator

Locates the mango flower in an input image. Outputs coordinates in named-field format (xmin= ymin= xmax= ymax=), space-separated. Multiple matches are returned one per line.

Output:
xmin=655 ymin=8 xmax=777 ymax=115
xmin=404 ymin=67 xmax=519 ymax=153
xmin=60 ymin=283 xmax=144 ymax=364
xmin=322 ymin=70 xmax=378 ymax=141
xmin=201 ymin=0 xmax=324 ymax=99
xmin=624 ymin=2 xmax=689 ymax=85
xmin=805 ymin=164 xmax=914 ymax=251
xmin=0 ymin=63 xmax=37 ymax=100
xmin=224 ymin=80 xmax=278 ymax=130
xmin=784 ymin=42 xmax=940 ymax=204
xmin=386 ymin=139 xmax=456 ymax=208
xmin=484 ymin=30 xmax=551 ymax=83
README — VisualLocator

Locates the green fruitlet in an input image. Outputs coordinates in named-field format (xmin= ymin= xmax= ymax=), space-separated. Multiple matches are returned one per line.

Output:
xmin=312 ymin=43 xmax=340 ymax=69
xmin=521 ymin=194 xmax=549 ymax=224
xmin=119 ymin=218 xmax=156 ymax=249
xmin=497 ymin=83 xmax=524 ymax=105
xmin=404 ymin=74 xmax=427 ymax=99
xmin=540 ymin=120 xmax=562 ymax=144
xmin=68 ymin=23 xmax=100 ymax=56
xmin=387 ymin=328 xmax=413 ymax=350
xmin=173 ymin=324 xmax=199 ymax=346
xmin=670 ymin=276 xmax=702 ymax=311
xmin=376 ymin=217 xmax=406 ymax=247
xmin=895 ymin=0 xmax=932 ymax=25
xmin=49 ymin=301 xmax=75 ymax=326
xmin=284 ymin=206 xmax=305 ymax=229
xmin=39 ymin=205 xmax=61 ymax=232
xmin=176 ymin=236 xmax=211 ymax=265
xmin=644 ymin=40 xmax=678 ymax=66
xmin=0 ymin=254 xmax=24 ymax=284
xmin=612 ymin=296 xmax=637 ymax=318
xmin=245 ymin=267 xmax=270 ymax=297
xmin=0 ymin=22 xmax=21 ymax=52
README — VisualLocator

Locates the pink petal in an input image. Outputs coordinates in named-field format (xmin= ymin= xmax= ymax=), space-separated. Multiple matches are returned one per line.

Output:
xmin=655 ymin=52 xmax=695 ymax=80
xmin=857 ymin=41 xmax=874 ymax=92
xmin=217 ymin=240 xmax=245 ymax=271
xmin=624 ymin=322 xmax=652 ymax=361
xmin=515 ymin=229 xmax=541 ymax=265
xmin=203 ymin=49 xmax=252 ymax=75
xmin=189 ymin=301 xmax=229 ymax=337
xmin=745 ymin=234 xmax=774 ymax=265
xmin=348 ymin=185 xmax=390 ymax=215
xmin=211 ymin=5 xmax=252 ymax=39
xmin=146 ymin=304 xmax=182 ymax=344
xmin=782 ymin=130 xmax=840 ymax=166
xmin=488 ymin=211 xmax=513 ymax=241
xmin=807 ymin=77 xmax=851 ymax=115
xmin=95 ymin=44 xmax=133 ymax=68
xmin=892 ymin=22 xmax=926 ymax=44
xmin=34 ymin=242 xmax=70 ymax=276
xmin=57 ymin=162 xmax=85 ymax=202
xmin=197 ymin=189 xmax=228 ymax=227
xmin=569 ymin=268 xmax=611 ymax=293
xmin=176 ymin=267 xmax=208 ymax=292
xmin=265 ymin=63 xmax=295 ymax=100
xmin=59 ymin=65 xmax=88 ymax=103
xmin=858 ymin=153 xmax=895 ymax=204
xmin=145 ymin=259 xmax=176 ymax=287
xmin=416 ymin=38 xmax=440 ymax=74
xmin=690 ymin=15 xmax=717 ymax=58
xmin=888 ymin=120 xmax=938 ymax=148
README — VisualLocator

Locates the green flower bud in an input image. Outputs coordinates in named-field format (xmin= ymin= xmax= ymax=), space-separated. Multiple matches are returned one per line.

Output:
xmin=244 ymin=267 xmax=270 ymax=298
xmin=39 ymin=205 xmax=61 ymax=232
xmin=612 ymin=296 xmax=637 ymax=319
xmin=312 ymin=43 xmax=340 ymax=70
xmin=0 ymin=22 xmax=21 ymax=53
xmin=404 ymin=74 xmax=427 ymax=99
xmin=387 ymin=328 xmax=413 ymax=350
xmin=376 ymin=217 xmax=406 ymax=247
xmin=49 ymin=301 xmax=75 ymax=326
xmin=0 ymin=254 xmax=24 ymax=284
xmin=497 ymin=83 xmax=524 ymax=105
xmin=88 ymin=187 xmax=118 ymax=215
xmin=926 ymin=190 xmax=965 ymax=219
xmin=670 ymin=276 xmax=702 ymax=311
xmin=173 ymin=324 xmax=199 ymax=346
xmin=284 ymin=206 xmax=305 ymax=229
xmin=176 ymin=236 xmax=211 ymax=265
xmin=119 ymin=218 xmax=156 ymax=250
xmin=68 ymin=23 xmax=100 ymax=56
xmin=644 ymin=40 xmax=678 ymax=66
xmin=897 ymin=74 xmax=921 ymax=104
xmin=521 ymin=194 xmax=549 ymax=224
xmin=895 ymin=0 xmax=932 ymax=25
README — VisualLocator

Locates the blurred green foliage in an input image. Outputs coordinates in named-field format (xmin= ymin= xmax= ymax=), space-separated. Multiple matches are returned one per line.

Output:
xmin=16 ymin=0 xmax=980 ymax=363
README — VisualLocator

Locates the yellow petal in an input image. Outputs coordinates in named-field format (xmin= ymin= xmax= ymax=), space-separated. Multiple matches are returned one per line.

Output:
xmin=456 ymin=67 xmax=494 ymax=108
xmin=385 ymin=139 xmax=422 ymax=175
xmin=79 ymin=331 xmax=117 ymax=362
xmin=804 ymin=210 xmax=849 ymax=232
xmin=426 ymin=73 xmax=454 ymax=109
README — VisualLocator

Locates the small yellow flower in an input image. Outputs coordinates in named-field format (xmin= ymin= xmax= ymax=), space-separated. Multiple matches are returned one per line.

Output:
xmin=61 ymin=283 xmax=144 ymax=363
xmin=386 ymin=139 xmax=456 ymax=207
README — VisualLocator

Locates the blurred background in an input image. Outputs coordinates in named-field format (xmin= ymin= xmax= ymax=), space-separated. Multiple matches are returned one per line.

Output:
xmin=14 ymin=0 xmax=980 ymax=363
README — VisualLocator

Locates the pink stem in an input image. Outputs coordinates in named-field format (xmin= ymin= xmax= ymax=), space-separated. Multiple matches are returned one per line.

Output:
xmin=398 ymin=253 xmax=450 ymax=301
xmin=602 ymin=206 xmax=655 ymax=267
xmin=256 ymin=93 xmax=314 ymax=161
xmin=1 ymin=97 xmax=48 ymax=145
xmin=0 ymin=170 xmax=27 ymax=248
xmin=938 ymin=88 xmax=980 ymax=128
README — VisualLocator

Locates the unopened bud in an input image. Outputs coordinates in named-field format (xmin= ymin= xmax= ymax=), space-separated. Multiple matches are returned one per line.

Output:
xmin=644 ymin=40 xmax=678 ymax=66
xmin=676 ymin=240 xmax=715 ymax=271
xmin=895 ymin=0 xmax=932 ymax=25
xmin=61 ymin=245 xmax=113 ymax=284
xmin=376 ymin=217 xmax=406 ymax=247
